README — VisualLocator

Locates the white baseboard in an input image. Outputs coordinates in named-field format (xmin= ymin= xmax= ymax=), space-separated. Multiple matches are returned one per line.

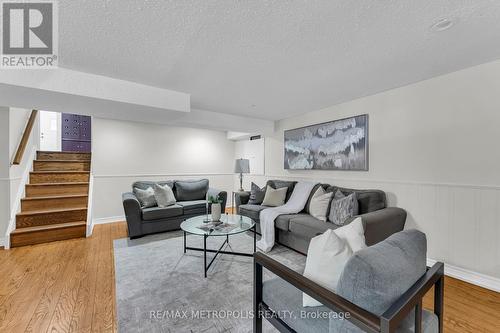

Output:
xmin=87 ymin=215 xmax=125 ymax=237
xmin=427 ymin=258 xmax=500 ymax=293
xmin=0 ymin=237 xmax=5 ymax=248
xmin=93 ymin=216 xmax=125 ymax=225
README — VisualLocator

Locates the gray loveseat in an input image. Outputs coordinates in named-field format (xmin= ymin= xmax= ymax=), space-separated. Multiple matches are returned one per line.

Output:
xmin=122 ymin=179 xmax=227 ymax=238
xmin=235 ymin=180 xmax=406 ymax=253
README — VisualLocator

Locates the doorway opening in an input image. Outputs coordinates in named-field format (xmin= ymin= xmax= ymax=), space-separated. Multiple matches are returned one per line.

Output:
xmin=39 ymin=111 xmax=92 ymax=152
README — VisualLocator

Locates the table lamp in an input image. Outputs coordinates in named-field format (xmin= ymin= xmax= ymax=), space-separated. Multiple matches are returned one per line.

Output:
xmin=234 ymin=158 xmax=250 ymax=191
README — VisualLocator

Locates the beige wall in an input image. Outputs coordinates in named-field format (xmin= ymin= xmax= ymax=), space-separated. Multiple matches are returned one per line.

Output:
xmin=256 ymin=59 xmax=500 ymax=281
xmin=91 ymin=118 xmax=236 ymax=220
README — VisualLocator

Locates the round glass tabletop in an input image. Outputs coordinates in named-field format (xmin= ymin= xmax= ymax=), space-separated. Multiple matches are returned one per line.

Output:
xmin=181 ymin=214 xmax=255 ymax=236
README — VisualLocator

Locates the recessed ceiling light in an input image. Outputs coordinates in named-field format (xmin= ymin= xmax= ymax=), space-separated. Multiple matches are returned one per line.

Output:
xmin=430 ymin=18 xmax=454 ymax=32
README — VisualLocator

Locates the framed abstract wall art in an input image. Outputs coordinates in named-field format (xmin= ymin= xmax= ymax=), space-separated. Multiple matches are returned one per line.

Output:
xmin=284 ymin=114 xmax=368 ymax=171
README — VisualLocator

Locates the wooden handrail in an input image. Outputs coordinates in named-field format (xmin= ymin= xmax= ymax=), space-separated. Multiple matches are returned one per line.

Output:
xmin=12 ymin=109 xmax=38 ymax=165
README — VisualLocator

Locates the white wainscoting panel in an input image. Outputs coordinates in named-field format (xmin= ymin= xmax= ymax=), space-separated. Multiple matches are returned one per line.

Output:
xmin=92 ymin=173 xmax=235 ymax=221
xmin=242 ymin=173 xmax=500 ymax=290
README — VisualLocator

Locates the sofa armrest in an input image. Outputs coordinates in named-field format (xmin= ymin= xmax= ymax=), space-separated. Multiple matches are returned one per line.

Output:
xmin=235 ymin=191 xmax=250 ymax=211
xmin=208 ymin=188 xmax=227 ymax=211
xmin=122 ymin=192 xmax=143 ymax=238
xmin=359 ymin=207 xmax=407 ymax=246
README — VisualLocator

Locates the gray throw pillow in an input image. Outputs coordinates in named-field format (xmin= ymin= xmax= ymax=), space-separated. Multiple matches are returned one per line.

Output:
xmin=329 ymin=190 xmax=359 ymax=226
xmin=153 ymin=183 xmax=176 ymax=208
xmin=261 ymin=186 xmax=287 ymax=207
xmin=248 ymin=182 xmax=266 ymax=204
xmin=134 ymin=187 xmax=157 ymax=208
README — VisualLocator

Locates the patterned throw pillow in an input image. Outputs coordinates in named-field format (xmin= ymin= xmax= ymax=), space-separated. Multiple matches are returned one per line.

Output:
xmin=133 ymin=187 xmax=157 ymax=208
xmin=153 ymin=183 xmax=176 ymax=208
xmin=329 ymin=190 xmax=359 ymax=226
xmin=248 ymin=182 xmax=266 ymax=204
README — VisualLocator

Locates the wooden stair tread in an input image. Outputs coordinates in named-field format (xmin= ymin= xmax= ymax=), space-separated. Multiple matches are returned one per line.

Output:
xmin=35 ymin=159 xmax=90 ymax=162
xmin=11 ymin=221 xmax=86 ymax=234
xmin=22 ymin=194 xmax=88 ymax=201
xmin=17 ymin=206 xmax=87 ymax=216
xmin=31 ymin=171 xmax=90 ymax=174
xmin=12 ymin=150 xmax=91 ymax=246
xmin=38 ymin=150 xmax=91 ymax=154
xmin=26 ymin=182 xmax=89 ymax=186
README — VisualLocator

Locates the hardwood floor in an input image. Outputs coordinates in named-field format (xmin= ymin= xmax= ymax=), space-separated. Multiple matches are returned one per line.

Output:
xmin=0 ymin=222 xmax=499 ymax=333
xmin=0 ymin=223 xmax=124 ymax=333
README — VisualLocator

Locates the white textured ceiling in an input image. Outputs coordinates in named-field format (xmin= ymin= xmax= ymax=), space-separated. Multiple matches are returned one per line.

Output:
xmin=59 ymin=0 xmax=500 ymax=120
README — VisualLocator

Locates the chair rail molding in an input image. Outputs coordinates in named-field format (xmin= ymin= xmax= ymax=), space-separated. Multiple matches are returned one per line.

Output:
xmin=93 ymin=172 xmax=234 ymax=178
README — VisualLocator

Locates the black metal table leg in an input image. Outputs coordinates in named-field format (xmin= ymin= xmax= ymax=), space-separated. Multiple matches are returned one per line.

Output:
xmin=183 ymin=222 xmax=257 ymax=278
xmin=183 ymin=231 xmax=186 ymax=254
xmin=253 ymin=225 xmax=257 ymax=252
xmin=204 ymin=235 xmax=207 ymax=278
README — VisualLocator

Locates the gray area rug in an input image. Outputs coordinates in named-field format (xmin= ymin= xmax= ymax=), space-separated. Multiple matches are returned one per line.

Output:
xmin=114 ymin=231 xmax=306 ymax=332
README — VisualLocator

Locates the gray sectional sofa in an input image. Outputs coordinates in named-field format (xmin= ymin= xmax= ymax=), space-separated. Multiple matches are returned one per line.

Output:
xmin=122 ymin=179 xmax=227 ymax=238
xmin=235 ymin=180 xmax=406 ymax=253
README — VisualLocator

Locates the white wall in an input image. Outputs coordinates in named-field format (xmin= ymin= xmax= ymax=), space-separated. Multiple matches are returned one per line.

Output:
xmin=257 ymin=59 xmax=500 ymax=283
xmin=234 ymin=138 xmax=265 ymax=175
xmin=0 ymin=107 xmax=37 ymax=246
xmin=91 ymin=118 xmax=235 ymax=220
xmin=0 ymin=107 xmax=10 ymax=244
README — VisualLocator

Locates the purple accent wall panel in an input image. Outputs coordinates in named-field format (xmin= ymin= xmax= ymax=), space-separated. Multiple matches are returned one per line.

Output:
xmin=61 ymin=113 xmax=92 ymax=152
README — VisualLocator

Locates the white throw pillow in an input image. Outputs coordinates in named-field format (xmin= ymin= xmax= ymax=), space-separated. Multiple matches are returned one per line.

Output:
xmin=302 ymin=217 xmax=367 ymax=307
xmin=261 ymin=186 xmax=287 ymax=207
xmin=335 ymin=217 xmax=367 ymax=253
xmin=308 ymin=186 xmax=333 ymax=222
xmin=153 ymin=183 xmax=176 ymax=208
xmin=302 ymin=229 xmax=353 ymax=307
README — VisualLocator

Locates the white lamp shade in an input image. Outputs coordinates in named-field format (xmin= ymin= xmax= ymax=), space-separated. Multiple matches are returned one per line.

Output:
xmin=234 ymin=158 xmax=250 ymax=173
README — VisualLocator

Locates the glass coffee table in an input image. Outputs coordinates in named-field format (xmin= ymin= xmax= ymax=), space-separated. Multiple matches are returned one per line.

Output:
xmin=181 ymin=214 xmax=256 ymax=278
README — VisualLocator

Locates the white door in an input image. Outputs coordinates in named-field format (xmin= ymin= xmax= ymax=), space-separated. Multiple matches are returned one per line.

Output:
xmin=40 ymin=111 xmax=61 ymax=151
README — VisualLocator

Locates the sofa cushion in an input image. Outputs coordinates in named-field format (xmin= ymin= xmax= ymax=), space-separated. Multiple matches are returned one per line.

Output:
xmin=238 ymin=204 xmax=268 ymax=221
xmin=331 ymin=229 xmax=428 ymax=332
xmin=248 ymin=182 xmax=266 ymax=205
xmin=289 ymin=215 xmax=338 ymax=239
xmin=263 ymin=278 xmax=331 ymax=333
xmin=262 ymin=186 xmax=287 ymax=207
xmin=142 ymin=204 xmax=183 ymax=221
xmin=133 ymin=181 xmax=174 ymax=191
xmin=175 ymin=179 xmax=209 ymax=201
xmin=266 ymin=180 xmax=297 ymax=202
xmin=133 ymin=187 xmax=157 ymax=208
xmin=177 ymin=200 xmax=207 ymax=214
xmin=153 ymin=183 xmax=176 ymax=207
xmin=309 ymin=186 xmax=333 ymax=222
xmin=303 ymin=229 xmax=352 ymax=307
xmin=329 ymin=191 xmax=358 ymax=226
xmin=274 ymin=214 xmax=296 ymax=231
xmin=304 ymin=184 xmax=327 ymax=214
xmin=328 ymin=186 xmax=386 ymax=214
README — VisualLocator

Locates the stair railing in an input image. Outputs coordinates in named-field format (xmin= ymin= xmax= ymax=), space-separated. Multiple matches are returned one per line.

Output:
xmin=12 ymin=109 xmax=38 ymax=165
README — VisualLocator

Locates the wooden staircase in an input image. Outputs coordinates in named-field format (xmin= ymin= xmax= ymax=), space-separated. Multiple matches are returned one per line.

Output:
xmin=10 ymin=151 xmax=91 ymax=247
